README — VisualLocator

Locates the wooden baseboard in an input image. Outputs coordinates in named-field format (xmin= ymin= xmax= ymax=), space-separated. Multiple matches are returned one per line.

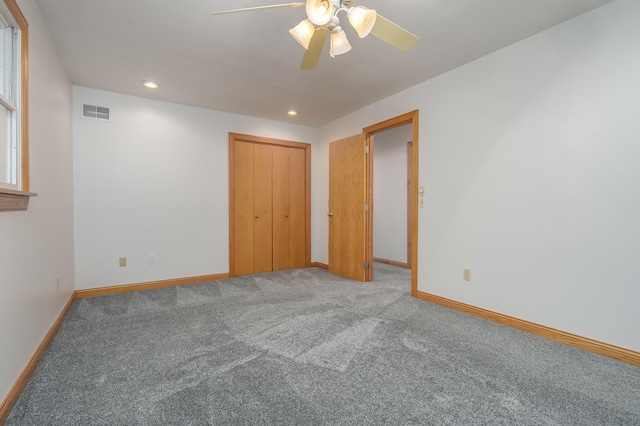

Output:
xmin=0 ymin=292 xmax=76 ymax=425
xmin=414 ymin=290 xmax=640 ymax=367
xmin=373 ymin=257 xmax=410 ymax=270
xmin=75 ymin=273 xmax=230 ymax=299
xmin=310 ymin=262 xmax=329 ymax=270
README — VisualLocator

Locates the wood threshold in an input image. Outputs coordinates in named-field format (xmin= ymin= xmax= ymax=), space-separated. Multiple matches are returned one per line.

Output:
xmin=310 ymin=262 xmax=328 ymax=270
xmin=415 ymin=290 xmax=640 ymax=367
xmin=0 ymin=292 xmax=76 ymax=425
xmin=75 ymin=273 xmax=230 ymax=299
xmin=373 ymin=257 xmax=410 ymax=270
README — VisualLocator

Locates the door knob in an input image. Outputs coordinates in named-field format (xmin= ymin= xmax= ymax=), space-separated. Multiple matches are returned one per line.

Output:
xmin=327 ymin=212 xmax=334 ymax=217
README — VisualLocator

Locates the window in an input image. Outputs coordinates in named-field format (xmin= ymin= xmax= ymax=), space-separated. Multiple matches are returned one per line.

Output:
xmin=0 ymin=18 xmax=20 ymax=187
xmin=0 ymin=0 xmax=31 ymax=212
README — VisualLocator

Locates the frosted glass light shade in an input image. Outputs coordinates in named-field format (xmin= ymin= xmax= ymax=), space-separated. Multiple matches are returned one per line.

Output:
xmin=330 ymin=29 xmax=352 ymax=57
xmin=289 ymin=19 xmax=315 ymax=49
xmin=348 ymin=6 xmax=377 ymax=38
xmin=306 ymin=0 xmax=334 ymax=26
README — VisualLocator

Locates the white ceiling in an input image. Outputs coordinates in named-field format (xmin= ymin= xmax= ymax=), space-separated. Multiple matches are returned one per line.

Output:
xmin=35 ymin=0 xmax=612 ymax=127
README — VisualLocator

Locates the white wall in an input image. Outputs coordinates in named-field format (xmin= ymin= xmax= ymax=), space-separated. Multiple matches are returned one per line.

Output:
xmin=0 ymin=0 xmax=74 ymax=404
xmin=373 ymin=125 xmax=411 ymax=263
xmin=73 ymin=87 xmax=318 ymax=289
xmin=318 ymin=0 xmax=640 ymax=352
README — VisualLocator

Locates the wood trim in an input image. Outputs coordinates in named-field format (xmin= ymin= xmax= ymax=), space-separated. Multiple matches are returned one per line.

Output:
xmin=75 ymin=273 xmax=229 ymax=299
xmin=20 ymin=22 xmax=29 ymax=191
xmin=228 ymin=133 xmax=237 ymax=277
xmin=406 ymin=141 xmax=412 ymax=268
xmin=365 ymin=136 xmax=374 ymax=281
xmin=363 ymin=111 xmax=418 ymax=135
xmin=0 ymin=292 xmax=75 ymax=424
xmin=229 ymin=133 xmax=312 ymax=278
xmin=304 ymin=140 xmax=312 ymax=269
xmin=363 ymin=110 xmax=419 ymax=295
xmin=373 ymin=257 xmax=410 ymax=270
xmin=415 ymin=290 xmax=640 ymax=367
xmin=3 ymin=0 xmax=29 ymax=192
xmin=229 ymin=133 xmax=312 ymax=150
xmin=310 ymin=262 xmax=328 ymax=270
xmin=410 ymin=112 xmax=419 ymax=296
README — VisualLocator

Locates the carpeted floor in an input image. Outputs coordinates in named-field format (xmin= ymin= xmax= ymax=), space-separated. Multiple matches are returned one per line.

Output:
xmin=7 ymin=264 xmax=640 ymax=425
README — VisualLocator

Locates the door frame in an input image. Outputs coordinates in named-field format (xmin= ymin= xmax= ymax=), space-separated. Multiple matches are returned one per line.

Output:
xmin=228 ymin=133 xmax=312 ymax=277
xmin=363 ymin=110 xmax=419 ymax=295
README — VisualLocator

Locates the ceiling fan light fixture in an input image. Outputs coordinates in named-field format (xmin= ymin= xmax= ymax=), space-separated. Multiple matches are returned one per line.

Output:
xmin=347 ymin=6 xmax=377 ymax=38
xmin=289 ymin=19 xmax=316 ymax=49
xmin=306 ymin=0 xmax=334 ymax=26
xmin=330 ymin=28 xmax=352 ymax=58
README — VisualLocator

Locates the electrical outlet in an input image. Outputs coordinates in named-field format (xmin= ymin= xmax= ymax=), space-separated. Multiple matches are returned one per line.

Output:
xmin=56 ymin=277 xmax=60 ymax=292
xmin=463 ymin=268 xmax=471 ymax=282
xmin=148 ymin=254 xmax=156 ymax=265
xmin=119 ymin=257 xmax=127 ymax=267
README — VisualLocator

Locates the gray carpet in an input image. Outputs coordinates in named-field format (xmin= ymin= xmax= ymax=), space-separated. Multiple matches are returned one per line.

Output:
xmin=7 ymin=264 xmax=640 ymax=425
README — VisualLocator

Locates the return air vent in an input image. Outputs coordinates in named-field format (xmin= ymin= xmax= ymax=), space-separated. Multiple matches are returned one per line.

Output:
xmin=82 ymin=104 xmax=110 ymax=121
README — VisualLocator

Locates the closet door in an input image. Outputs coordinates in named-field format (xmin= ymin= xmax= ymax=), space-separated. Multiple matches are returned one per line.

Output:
xmin=253 ymin=144 xmax=274 ymax=273
xmin=230 ymin=133 xmax=311 ymax=277
xmin=273 ymin=147 xmax=307 ymax=271
xmin=288 ymin=147 xmax=307 ymax=269
xmin=234 ymin=141 xmax=255 ymax=276
xmin=234 ymin=142 xmax=273 ymax=275
xmin=272 ymin=146 xmax=291 ymax=271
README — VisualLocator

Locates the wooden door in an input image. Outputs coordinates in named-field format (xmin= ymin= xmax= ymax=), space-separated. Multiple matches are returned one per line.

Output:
xmin=272 ymin=146 xmax=290 ymax=271
xmin=288 ymin=147 xmax=307 ymax=268
xmin=273 ymin=146 xmax=307 ymax=271
xmin=253 ymin=144 xmax=274 ymax=273
xmin=233 ymin=142 xmax=273 ymax=275
xmin=230 ymin=133 xmax=311 ymax=277
xmin=234 ymin=141 xmax=255 ymax=276
xmin=328 ymin=134 xmax=371 ymax=281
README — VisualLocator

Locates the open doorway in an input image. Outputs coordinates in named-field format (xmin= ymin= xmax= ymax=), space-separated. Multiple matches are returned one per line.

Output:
xmin=372 ymin=124 xmax=413 ymax=270
xmin=364 ymin=111 xmax=419 ymax=296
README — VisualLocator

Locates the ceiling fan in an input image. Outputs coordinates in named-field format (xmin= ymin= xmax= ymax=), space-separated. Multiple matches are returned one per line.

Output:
xmin=211 ymin=0 xmax=419 ymax=70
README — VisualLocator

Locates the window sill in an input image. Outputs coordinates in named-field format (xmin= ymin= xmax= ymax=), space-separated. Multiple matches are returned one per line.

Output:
xmin=0 ymin=188 xmax=37 ymax=212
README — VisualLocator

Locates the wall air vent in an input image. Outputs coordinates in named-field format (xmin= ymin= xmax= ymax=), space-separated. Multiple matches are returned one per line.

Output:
xmin=82 ymin=104 xmax=110 ymax=121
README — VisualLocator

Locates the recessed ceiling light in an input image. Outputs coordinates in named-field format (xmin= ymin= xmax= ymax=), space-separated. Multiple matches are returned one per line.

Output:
xmin=141 ymin=80 xmax=159 ymax=89
xmin=288 ymin=110 xmax=298 ymax=116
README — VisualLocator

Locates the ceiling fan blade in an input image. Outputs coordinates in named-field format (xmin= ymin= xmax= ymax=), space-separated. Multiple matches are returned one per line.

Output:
xmin=211 ymin=2 xmax=304 ymax=15
xmin=300 ymin=28 xmax=329 ymax=70
xmin=370 ymin=14 xmax=419 ymax=52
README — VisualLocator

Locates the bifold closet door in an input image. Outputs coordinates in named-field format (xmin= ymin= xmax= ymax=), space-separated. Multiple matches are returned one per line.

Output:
xmin=233 ymin=139 xmax=307 ymax=276
xmin=234 ymin=142 xmax=273 ymax=275
xmin=273 ymin=146 xmax=306 ymax=271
